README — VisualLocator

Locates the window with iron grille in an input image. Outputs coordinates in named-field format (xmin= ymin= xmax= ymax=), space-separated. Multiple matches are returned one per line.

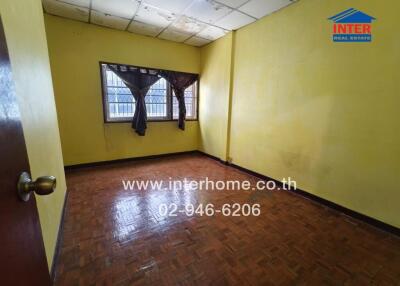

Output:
xmin=101 ymin=63 xmax=198 ymax=122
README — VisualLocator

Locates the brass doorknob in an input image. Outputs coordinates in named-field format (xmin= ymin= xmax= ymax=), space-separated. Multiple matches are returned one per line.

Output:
xmin=17 ymin=172 xmax=56 ymax=202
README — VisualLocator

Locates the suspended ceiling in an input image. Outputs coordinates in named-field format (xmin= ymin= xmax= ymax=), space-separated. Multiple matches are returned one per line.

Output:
xmin=42 ymin=0 xmax=296 ymax=47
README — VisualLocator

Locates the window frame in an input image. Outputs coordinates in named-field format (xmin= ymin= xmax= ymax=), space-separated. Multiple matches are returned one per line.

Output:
xmin=100 ymin=61 xmax=199 ymax=124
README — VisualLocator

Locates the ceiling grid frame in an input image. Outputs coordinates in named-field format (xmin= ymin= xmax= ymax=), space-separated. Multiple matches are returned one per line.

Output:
xmin=42 ymin=0 xmax=297 ymax=47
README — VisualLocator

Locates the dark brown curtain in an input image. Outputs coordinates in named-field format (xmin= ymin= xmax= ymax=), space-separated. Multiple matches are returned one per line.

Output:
xmin=161 ymin=71 xmax=198 ymax=130
xmin=108 ymin=65 xmax=160 ymax=136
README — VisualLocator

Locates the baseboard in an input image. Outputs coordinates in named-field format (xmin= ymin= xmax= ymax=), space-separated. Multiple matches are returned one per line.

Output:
xmin=64 ymin=150 xmax=198 ymax=171
xmin=195 ymin=150 xmax=226 ymax=164
xmin=50 ymin=189 xmax=69 ymax=282
xmin=198 ymin=151 xmax=400 ymax=237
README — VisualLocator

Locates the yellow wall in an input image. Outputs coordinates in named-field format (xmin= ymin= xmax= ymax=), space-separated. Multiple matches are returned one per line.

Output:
xmin=199 ymin=33 xmax=233 ymax=160
xmin=44 ymin=15 xmax=201 ymax=166
xmin=201 ymin=0 xmax=400 ymax=227
xmin=0 ymin=0 xmax=67 ymax=269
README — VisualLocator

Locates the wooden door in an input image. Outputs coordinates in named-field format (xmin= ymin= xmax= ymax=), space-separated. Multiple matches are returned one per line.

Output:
xmin=0 ymin=17 xmax=51 ymax=286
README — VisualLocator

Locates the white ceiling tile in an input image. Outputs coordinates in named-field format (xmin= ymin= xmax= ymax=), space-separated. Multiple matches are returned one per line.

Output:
xmin=134 ymin=3 xmax=176 ymax=28
xmin=185 ymin=36 xmax=211 ymax=47
xmin=92 ymin=0 xmax=140 ymax=19
xmin=128 ymin=21 xmax=164 ymax=37
xmin=215 ymin=10 xmax=255 ymax=30
xmin=158 ymin=28 xmax=192 ymax=42
xmin=43 ymin=0 xmax=89 ymax=22
xmin=143 ymin=0 xmax=193 ymax=14
xmin=57 ymin=0 xmax=90 ymax=8
xmin=239 ymin=0 xmax=292 ymax=19
xmin=215 ymin=0 xmax=249 ymax=8
xmin=196 ymin=25 xmax=227 ymax=40
xmin=170 ymin=16 xmax=207 ymax=34
xmin=43 ymin=0 xmax=295 ymax=45
xmin=91 ymin=11 xmax=130 ymax=30
xmin=185 ymin=0 xmax=233 ymax=24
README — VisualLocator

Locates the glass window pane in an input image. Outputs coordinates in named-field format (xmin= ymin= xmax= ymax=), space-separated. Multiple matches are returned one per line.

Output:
xmin=172 ymin=82 xmax=197 ymax=120
xmin=105 ymin=66 xmax=135 ymax=119
xmin=146 ymin=78 xmax=167 ymax=119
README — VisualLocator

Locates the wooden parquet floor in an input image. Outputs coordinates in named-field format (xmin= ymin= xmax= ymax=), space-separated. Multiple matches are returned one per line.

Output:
xmin=54 ymin=153 xmax=400 ymax=285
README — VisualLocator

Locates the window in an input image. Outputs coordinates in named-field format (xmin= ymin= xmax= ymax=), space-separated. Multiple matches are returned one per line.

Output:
xmin=101 ymin=63 xmax=198 ymax=122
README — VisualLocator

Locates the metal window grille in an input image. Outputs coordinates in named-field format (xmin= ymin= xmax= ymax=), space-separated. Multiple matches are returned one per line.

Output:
xmin=101 ymin=63 xmax=198 ymax=122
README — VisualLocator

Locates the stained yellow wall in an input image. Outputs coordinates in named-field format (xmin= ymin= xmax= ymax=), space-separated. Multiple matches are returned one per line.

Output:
xmin=44 ymin=15 xmax=200 ymax=166
xmin=201 ymin=0 xmax=400 ymax=227
xmin=199 ymin=33 xmax=233 ymax=160
xmin=0 ymin=0 xmax=67 ymax=269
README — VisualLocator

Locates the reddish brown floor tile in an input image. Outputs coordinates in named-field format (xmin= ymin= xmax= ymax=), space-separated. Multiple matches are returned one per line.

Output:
xmin=54 ymin=154 xmax=400 ymax=285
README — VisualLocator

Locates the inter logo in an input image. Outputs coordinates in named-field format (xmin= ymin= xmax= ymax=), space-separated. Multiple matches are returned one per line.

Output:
xmin=328 ymin=8 xmax=376 ymax=42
